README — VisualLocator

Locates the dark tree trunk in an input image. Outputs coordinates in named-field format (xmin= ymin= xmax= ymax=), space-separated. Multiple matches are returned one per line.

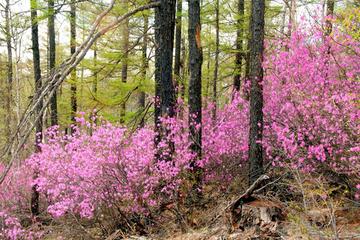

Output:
xmin=233 ymin=0 xmax=244 ymax=93
xmin=154 ymin=0 xmax=177 ymax=159
xmin=5 ymin=0 xmax=13 ymax=144
xmin=120 ymin=0 xmax=130 ymax=124
xmin=48 ymin=0 xmax=57 ymax=126
xmin=188 ymin=0 xmax=202 ymax=158
xmin=188 ymin=0 xmax=203 ymax=202
xmin=212 ymin=0 xmax=220 ymax=121
xmin=174 ymin=0 xmax=182 ymax=96
xmin=138 ymin=14 xmax=149 ymax=128
xmin=70 ymin=0 xmax=77 ymax=133
xmin=248 ymin=0 xmax=265 ymax=184
xmin=244 ymin=39 xmax=250 ymax=100
xmin=325 ymin=0 xmax=335 ymax=35
xmin=30 ymin=0 xmax=43 ymax=217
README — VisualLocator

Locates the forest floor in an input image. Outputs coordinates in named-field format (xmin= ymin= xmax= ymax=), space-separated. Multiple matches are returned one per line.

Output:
xmin=42 ymin=201 xmax=360 ymax=240
xmin=41 ymin=177 xmax=360 ymax=240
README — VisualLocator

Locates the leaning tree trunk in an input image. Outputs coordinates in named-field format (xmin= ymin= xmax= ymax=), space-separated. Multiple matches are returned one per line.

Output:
xmin=30 ymin=0 xmax=43 ymax=216
xmin=5 ymin=0 xmax=13 ymax=144
xmin=248 ymin=0 xmax=265 ymax=185
xmin=212 ymin=0 xmax=220 ymax=122
xmin=154 ymin=0 xmax=177 ymax=160
xmin=233 ymin=0 xmax=244 ymax=93
xmin=70 ymin=0 xmax=77 ymax=133
xmin=48 ymin=0 xmax=57 ymax=126
xmin=120 ymin=0 xmax=130 ymax=124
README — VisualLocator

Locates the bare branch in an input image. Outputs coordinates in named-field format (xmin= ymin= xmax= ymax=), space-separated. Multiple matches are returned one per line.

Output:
xmin=0 ymin=1 xmax=160 ymax=185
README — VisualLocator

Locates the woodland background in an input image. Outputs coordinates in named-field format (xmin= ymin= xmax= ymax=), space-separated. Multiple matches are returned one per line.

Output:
xmin=0 ymin=0 xmax=359 ymax=239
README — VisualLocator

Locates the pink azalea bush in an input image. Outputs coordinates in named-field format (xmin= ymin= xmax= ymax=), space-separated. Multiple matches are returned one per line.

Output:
xmin=0 ymin=19 xmax=359 ymax=238
xmin=0 ymin=211 xmax=24 ymax=240
xmin=25 ymin=120 xmax=192 ymax=218
xmin=0 ymin=165 xmax=42 ymax=239
xmin=263 ymin=27 xmax=360 ymax=180
xmin=201 ymin=96 xmax=249 ymax=183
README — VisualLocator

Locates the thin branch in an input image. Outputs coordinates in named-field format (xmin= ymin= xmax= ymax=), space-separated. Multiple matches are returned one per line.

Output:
xmin=0 ymin=1 xmax=160 ymax=185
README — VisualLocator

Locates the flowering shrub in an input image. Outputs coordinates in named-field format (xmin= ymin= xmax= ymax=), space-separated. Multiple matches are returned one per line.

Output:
xmin=263 ymin=27 xmax=360 ymax=180
xmin=0 ymin=211 xmax=24 ymax=240
xmin=0 ymin=165 xmax=42 ymax=240
xmin=201 ymin=96 xmax=249 ymax=183
xmin=0 ymin=18 xmax=359 ymax=238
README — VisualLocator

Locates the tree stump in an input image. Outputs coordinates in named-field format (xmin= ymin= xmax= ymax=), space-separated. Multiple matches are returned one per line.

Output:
xmin=224 ymin=175 xmax=286 ymax=236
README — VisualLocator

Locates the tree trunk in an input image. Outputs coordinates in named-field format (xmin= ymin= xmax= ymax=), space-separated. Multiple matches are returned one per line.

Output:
xmin=212 ymin=0 xmax=220 ymax=121
xmin=174 ymin=0 xmax=182 ymax=96
xmin=233 ymin=0 xmax=244 ymax=93
xmin=180 ymin=37 xmax=186 ymax=101
xmin=248 ymin=0 xmax=265 ymax=185
xmin=281 ymin=3 xmax=287 ymax=36
xmin=325 ymin=0 xmax=335 ymax=35
xmin=205 ymin=44 xmax=211 ymax=99
xmin=188 ymin=0 xmax=203 ymax=202
xmin=70 ymin=0 xmax=77 ymax=133
xmin=188 ymin=0 xmax=203 ymax=158
xmin=120 ymin=0 xmax=130 ymax=124
xmin=5 ymin=0 xmax=13 ymax=144
xmin=93 ymin=41 xmax=98 ymax=96
xmin=288 ymin=0 xmax=296 ymax=37
xmin=30 ymin=0 xmax=42 ymax=216
xmin=244 ymin=1 xmax=251 ymax=100
xmin=48 ymin=0 xmax=57 ymax=126
xmin=138 ymin=14 xmax=148 ymax=128
xmin=154 ymin=0 xmax=177 ymax=159
xmin=92 ymin=40 xmax=98 ymax=128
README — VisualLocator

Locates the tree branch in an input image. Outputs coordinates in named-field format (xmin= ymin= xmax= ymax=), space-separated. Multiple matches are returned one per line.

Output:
xmin=0 ymin=1 xmax=160 ymax=185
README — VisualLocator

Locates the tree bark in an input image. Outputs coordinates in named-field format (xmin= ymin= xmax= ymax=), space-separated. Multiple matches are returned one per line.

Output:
xmin=70 ymin=0 xmax=77 ymax=133
xmin=233 ymin=0 xmax=244 ymax=93
xmin=288 ymin=0 xmax=296 ymax=37
xmin=248 ymin=0 xmax=265 ymax=184
xmin=188 ymin=0 xmax=202 ymax=157
xmin=325 ymin=0 xmax=335 ymax=35
xmin=90 ymin=40 xmax=98 ymax=129
xmin=48 ymin=0 xmax=57 ymax=126
xmin=138 ymin=14 xmax=148 ymax=128
xmin=93 ymin=41 xmax=98 ymax=96
xmin=30 ymin=0 xmax=42 ymax=216
xmin=188 ymin=0 xmax=203 ymax=202
xmin=5 ymin=0 xmax=13 ymax=144
xmin=120 ymin=0 xmax=130 ymax=124
xmin=154 ymin=0 xmax=177 ymax=160
xmin=180 ymin=37 xmax=186 ymax=100
xmin=174 ymin=0 xmax=182 ymax=96
xmin=212 ymin=0 xmax=220 ymax=121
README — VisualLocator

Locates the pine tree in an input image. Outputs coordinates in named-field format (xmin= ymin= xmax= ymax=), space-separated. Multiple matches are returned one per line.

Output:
xmin=30 ymin=0 xmax=42 ymax=216
xmin=70 ymin=0 xmax=77 ymax=132
xmin=154 ymin=0 xmax=177 ymax=158
xmin=248 ymin=0 xmax=265 ymax=184
xmin=48 ymin=0 xmax=57 ymax=126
